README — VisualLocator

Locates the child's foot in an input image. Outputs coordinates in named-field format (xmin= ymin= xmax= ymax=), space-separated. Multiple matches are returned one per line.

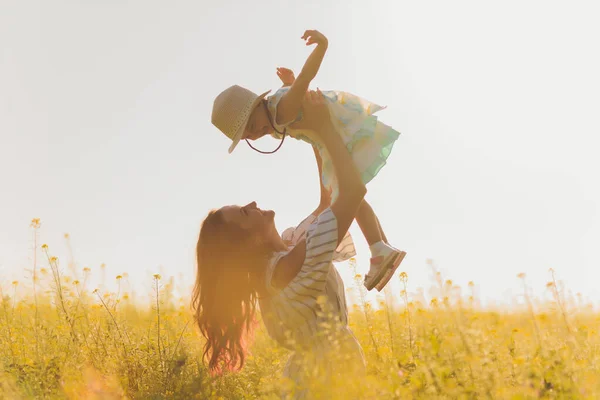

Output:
xmin=364 ymin=245 xmax=406 ymax=292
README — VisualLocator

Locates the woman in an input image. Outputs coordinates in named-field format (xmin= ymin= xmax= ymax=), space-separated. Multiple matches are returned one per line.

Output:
xmin=192 ymin=90 xmax=367 ymax=397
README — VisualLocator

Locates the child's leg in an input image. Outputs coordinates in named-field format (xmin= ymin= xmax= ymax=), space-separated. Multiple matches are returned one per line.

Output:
xmin=355 ymin=200 xmax=384 ymax=246
xmin=356 ymin=200 xmax=394 ymax=246
xmin=358 ymin=199 xmax=406 ymax=292
xmin=356 ymin=200 xmax=397 ymax=255
xmin=375 ymin=214 xmax=389 ymax=245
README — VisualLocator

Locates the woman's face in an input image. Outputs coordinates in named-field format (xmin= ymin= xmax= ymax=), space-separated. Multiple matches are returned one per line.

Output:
xmin=243 ymin=102 xmax=273 ymax=141
xmin=220 ymin=201 xmax=276 ymax=239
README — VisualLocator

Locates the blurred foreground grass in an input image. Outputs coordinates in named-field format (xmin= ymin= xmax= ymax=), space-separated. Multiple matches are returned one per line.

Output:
xmin=1 ymin=223 xmax=599 ymax=399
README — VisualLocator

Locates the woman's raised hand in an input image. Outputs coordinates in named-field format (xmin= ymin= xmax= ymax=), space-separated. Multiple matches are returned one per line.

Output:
xmin=293 ymin=89 xmax=332 ymax=133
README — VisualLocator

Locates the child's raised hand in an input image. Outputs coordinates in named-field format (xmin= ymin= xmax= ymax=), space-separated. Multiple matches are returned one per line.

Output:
xmin=276 ymin=67 xmax=296 ymax=86
xmin=301 ymin=30 xmax=328 ymax=47
xmin=276 ymin=34 xmax=327 ymax=130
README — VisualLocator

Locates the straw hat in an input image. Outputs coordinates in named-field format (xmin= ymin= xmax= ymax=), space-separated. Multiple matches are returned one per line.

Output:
xmin=211 ymin=85 xmax=271 ymax=153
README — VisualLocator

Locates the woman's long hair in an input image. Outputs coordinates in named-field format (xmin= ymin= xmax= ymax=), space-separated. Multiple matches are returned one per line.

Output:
xmin=191 ymin=209 xmax=269 ymax=374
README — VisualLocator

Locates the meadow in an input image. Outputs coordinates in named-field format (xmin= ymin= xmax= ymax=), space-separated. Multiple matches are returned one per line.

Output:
xmin=1 ymin=220 xmax=599 ymax=399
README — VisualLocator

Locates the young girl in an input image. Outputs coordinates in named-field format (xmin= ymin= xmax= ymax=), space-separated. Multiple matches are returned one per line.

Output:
xmin=211 ymin=29 xmax=405 ymax=292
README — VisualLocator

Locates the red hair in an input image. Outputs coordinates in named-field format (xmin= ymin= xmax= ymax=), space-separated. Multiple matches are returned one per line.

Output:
xmin=191 ymin=209 xmax=268 ymax=374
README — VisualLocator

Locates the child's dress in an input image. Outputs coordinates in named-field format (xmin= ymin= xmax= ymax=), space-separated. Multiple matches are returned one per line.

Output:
xmin=267 ymin=87 xmax=401 ymax=200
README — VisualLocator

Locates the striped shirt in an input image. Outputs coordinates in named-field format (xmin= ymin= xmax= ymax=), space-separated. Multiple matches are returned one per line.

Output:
xmin=259 ymin=208 xmax=351 ymax=351
xmin=281 ymin=213 xmax=356 ymax=264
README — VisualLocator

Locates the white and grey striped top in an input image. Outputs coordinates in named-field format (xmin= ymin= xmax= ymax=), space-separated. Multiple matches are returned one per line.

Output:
xmin=259 ymin=208 xmax=350 ymax=351
xmin=281 ymin=212 xmax=356 ymax=263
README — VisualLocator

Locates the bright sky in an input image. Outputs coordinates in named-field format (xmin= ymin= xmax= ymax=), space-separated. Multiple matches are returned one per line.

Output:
xmin=1 ymin=1 xmax=599 ymax=308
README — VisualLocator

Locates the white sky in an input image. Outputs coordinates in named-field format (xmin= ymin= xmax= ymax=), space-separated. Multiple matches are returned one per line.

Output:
xmin=1 ymin=0 xmax=599 ymax=307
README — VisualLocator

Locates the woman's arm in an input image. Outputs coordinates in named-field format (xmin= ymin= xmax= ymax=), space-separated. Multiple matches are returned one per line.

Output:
xmin=286 ymin=89 xmax=364 ymax=243
xmin=277 ymin=67 xmax=328 ymax=214
xmin=315 ymin=101 xmax=366 ymax=244
xmin=271 ymin=90 xmax=365 ymax=291
xmin=278 ymin=148 xmax=328 ymax=247
xmin=311 ymin=146 xmax=331 ymax=216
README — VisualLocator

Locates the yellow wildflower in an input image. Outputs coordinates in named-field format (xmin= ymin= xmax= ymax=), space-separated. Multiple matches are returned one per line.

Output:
xmin=514 ymin=357 xmax=525 ymax=365
xmin=316 ymin=295 xmax=327 ymax=306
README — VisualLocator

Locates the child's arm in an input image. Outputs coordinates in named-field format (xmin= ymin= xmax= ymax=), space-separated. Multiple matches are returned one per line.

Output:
xmin=277 ymin=67 xmax=295 ymax=88
xmin=275 ymin=30 xmax=328 ymax=126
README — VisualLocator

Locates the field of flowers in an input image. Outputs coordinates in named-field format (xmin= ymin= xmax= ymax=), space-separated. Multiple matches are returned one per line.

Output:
xmin=1 ymin=220 xmax=599 ymax=399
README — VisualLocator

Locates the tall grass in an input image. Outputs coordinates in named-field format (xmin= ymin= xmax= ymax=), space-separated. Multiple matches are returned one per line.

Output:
xmin=1 ymin=220 xmax=599 ymax=399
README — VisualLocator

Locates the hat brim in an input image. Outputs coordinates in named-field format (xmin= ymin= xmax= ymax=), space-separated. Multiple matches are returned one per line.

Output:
xmin=228 ymin=89 xmax=272 ymax=154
